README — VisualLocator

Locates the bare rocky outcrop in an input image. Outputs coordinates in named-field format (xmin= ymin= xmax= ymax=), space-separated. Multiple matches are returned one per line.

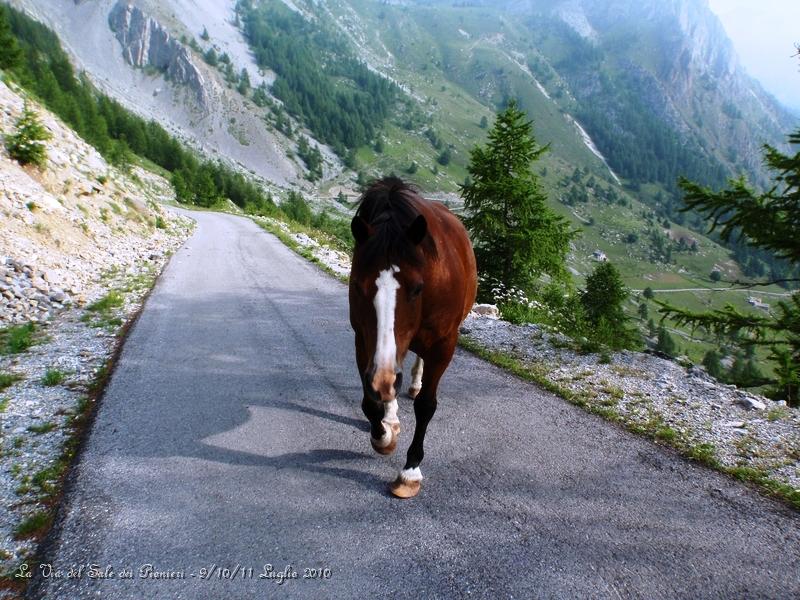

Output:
xmin=108 ymin=1 xmax=207 ymax=108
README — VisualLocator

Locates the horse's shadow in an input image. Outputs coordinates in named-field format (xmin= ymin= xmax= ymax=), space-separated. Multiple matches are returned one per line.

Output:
xmin=263 ymin=397 xmax=370 ymax=433
xmin=189 ymin=396 xmax=395 ymax=495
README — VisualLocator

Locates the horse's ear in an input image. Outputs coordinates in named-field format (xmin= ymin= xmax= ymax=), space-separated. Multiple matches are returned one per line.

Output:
xmin=351 ymin=216 xmax=373 ymax=245
xmin=406 ymin=214 xmax=427 ymax=246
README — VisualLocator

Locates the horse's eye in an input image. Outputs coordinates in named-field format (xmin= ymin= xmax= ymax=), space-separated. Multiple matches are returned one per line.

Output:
xmin=410 ymin=283 xmax=424 ymax=299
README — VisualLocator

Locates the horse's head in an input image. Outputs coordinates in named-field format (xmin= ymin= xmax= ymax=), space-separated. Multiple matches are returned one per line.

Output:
xmin=349 ymin=179 xmax=431 ymax=403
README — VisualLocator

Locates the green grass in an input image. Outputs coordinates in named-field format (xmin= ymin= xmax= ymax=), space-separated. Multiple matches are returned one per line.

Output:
xmin=13 ymin=511 xmax=50 ymax=539
xmin=41 ymin=369 xmax=66 ymax=386
xmin=82 ymin=290 xmax=126 ymax=329
xmin=30 ymin=464 xmax=61 ymax=498
xmin=86 ymin=291 xmax=124 ymax=313
xmin=0 ymin=372 xmax=23 ymax=391
xmin=0 ymin=323 xmax=37 ymax=354
xmin=766 ymin=406 xmax=790 ymax=422
xmin=27 ymin=422 xmax=57 ymax=434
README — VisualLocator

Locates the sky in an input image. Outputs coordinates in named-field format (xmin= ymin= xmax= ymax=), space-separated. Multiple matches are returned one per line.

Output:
xmin=707 ymin=0 xmax=800 ymax=113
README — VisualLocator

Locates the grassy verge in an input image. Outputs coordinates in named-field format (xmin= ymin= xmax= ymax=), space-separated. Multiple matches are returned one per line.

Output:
xmin=458 ymin=336 xmax=800 ymax=511
xmin=0 ymin=323 xmax=39 ymax=355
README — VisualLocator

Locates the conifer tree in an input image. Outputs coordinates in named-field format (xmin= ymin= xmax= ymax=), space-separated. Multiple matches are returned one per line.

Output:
xmin=660 ymin=126 xmax=800 ymax=405
xmin=581 ymin=261 xmax=640 ymax=349
xmin=0 ymin=6 xmax=21 ymax=70
xmin=237 ymin=68 xmax=251 ymax=95
xmin=5 ymin=101 xmax=51 ymax=168
xmin=461 ymin=100 xmax=575 ymax=293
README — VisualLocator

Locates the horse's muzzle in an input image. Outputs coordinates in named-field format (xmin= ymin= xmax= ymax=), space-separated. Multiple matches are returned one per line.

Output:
xmin=365 ymin=368 xmax=403 ymax=403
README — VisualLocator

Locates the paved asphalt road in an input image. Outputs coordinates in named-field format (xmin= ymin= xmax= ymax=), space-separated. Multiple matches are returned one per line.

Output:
xmin=32 ymin=211 xmax=799 ymax=599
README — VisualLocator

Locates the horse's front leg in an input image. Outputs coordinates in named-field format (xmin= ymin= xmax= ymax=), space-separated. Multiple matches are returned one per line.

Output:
xmin=390 ymin=342 xmax=454 ymax=499
xmin=355 ymin=333 xmax=400 ymax=455
xmin=408 ymin=355 xmax=424 ymax=399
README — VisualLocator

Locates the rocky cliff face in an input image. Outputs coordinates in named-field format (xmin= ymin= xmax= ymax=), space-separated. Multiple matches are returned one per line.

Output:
xmin=549 ymin=0 xmax=795 ymax=184
xmin=12 ymin=0 xmax=304 ymax=187
xmin=108 ymin=1 xmax=207 ymax=108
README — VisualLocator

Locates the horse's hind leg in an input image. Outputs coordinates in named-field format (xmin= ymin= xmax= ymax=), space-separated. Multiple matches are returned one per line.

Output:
xmin=408 ymin=355 xmax=424 ymax=399
xmin=390 ymin=343 xmax=454 ymax=499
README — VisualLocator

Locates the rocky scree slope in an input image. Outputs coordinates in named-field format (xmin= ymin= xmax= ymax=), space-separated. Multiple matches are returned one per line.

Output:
xmin=0 ymin=79 xmax=189 ymax=324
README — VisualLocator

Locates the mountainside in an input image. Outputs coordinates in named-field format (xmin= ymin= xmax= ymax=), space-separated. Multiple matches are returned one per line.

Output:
xmin=6 ymin=0 xmax=799 ymax=302
xmin=12 ymin=0 xmax=795 ymax=194
xmin=8 ymin=0 xmax=310 ymax=190
xmin=328 ymin=0 xmax=794 ymax=197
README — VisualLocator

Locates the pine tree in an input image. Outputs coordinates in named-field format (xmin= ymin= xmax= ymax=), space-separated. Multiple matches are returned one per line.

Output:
xmin=655 ymin=326 xmax=677 ymax=357
xmin=461 ymin=100 xmax=575 ymax=293
xmin=659 ymin=125 xmax=800 ymax=405
xmin=5 ymin=101 xmax=51 ymax=168
xmin=0 ymin=6 xmax=22 ymax=70
xmin=203 ymin=48 xmax=218 ymax=67
xmin=582 ymin=261 xmax=627 ymax=325
xmin=581 ymin=261 xmax=639 ymax=349
xmin=237 ymin=68 xmax=250 ymax=95
xmin=702 ymin=350 xmax=723 ymax=380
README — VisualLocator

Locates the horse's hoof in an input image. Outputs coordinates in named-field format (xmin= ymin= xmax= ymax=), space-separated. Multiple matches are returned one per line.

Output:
xmin=407 ymin=386 xmax=421 ymax=399
xmin=370 ymin=422 xmax=400 ymax=456
xmin=389 ymin=477 xmax=421 ymax=499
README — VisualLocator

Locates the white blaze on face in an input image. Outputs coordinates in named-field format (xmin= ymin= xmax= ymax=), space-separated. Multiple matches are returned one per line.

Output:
xmin=372 ymin=265 xmax=401 ymax=396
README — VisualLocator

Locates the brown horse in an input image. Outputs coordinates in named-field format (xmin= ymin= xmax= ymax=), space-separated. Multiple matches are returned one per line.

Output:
xmin=349 ymin=177 xmax=477 ymax=498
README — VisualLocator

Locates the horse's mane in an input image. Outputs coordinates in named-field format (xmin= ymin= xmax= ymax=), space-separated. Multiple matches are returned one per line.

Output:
xmin=354 ymin=177 xmax=436 ymax=265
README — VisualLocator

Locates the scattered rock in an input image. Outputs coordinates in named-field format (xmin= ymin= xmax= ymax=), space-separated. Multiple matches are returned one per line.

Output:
xmin=471 ymin=303 xmax=500 ymax=319
xmin=459 ymin=312 xmax=799 ymax=495
xmin=736 ymin=396 xmax=767 ymax=411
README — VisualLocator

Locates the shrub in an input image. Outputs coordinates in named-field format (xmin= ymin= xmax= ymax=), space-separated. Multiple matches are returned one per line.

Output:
xmin=581 ymin=262 xmax=639 ymax=350
xmin=41 ymin=369 xmax=66 ymax=386
xmin=0 ymin=371 xmax=23 ymax=390
xmin=5 ymin=101 xmax=51 ymax=167
xmin=0 ymin=322 xmax=36 ymax=354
